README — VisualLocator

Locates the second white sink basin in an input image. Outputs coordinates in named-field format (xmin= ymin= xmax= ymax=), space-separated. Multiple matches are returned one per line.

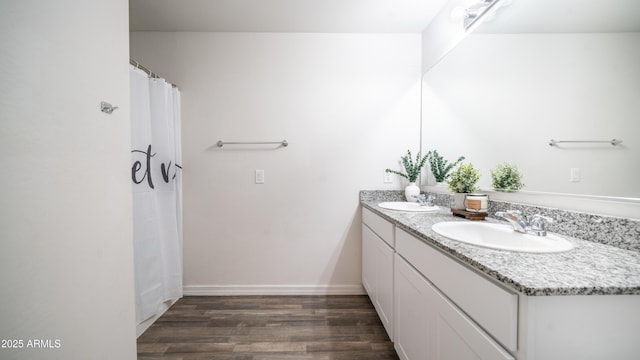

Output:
xmin=378 ymin=202 xmax=439 ymax=212
xmin=431 ymin=221 xmax=574 ymax=253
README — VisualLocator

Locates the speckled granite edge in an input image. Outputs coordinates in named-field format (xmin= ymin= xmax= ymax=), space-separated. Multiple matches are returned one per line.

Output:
xmin=487 ymin=200 xmax=640 ymax=252
xmin=362 ymin=190 xmax=640 ymax=252
xmin=360 ymin=190 xmax=406 ymax=202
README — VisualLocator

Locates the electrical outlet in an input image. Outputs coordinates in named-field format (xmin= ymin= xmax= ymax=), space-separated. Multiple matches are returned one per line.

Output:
xmin=383 ymin=172 xmax=393 ymax=184
xmin=255 ymin=169 xmax=265 ymax=184
xmin=570 ymin=168 xmax=580 ymax=182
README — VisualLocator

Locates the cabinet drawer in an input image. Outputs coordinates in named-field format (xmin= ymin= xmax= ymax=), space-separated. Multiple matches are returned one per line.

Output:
xmin=362 ymin=207 xmax=395 ymax=247
xmin=396 ymin=228 xmax=518 ymax=352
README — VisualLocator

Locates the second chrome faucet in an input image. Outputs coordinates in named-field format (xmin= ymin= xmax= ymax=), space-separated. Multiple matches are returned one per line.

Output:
xmin=495 ymin=210 xmax=554 ymax=236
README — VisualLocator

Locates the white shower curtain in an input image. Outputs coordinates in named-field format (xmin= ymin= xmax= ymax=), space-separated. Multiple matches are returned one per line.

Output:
xmin=130 ymin=66 xmax=183 ymax=324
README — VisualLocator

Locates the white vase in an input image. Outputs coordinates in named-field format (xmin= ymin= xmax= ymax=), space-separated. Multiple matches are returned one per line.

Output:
xmin=405 ymin=182 xmax=420 ymax=202
xmin=453 ymin=193 xmax=467 ymax=210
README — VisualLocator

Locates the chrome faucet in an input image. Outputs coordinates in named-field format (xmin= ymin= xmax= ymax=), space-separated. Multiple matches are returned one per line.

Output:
xmin=413 ymin=194 xmax=435 ymax=207
xmin=495 ymin=210 xmax=554 ymax=236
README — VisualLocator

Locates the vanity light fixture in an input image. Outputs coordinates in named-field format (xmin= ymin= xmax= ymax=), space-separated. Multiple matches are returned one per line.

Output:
xmin=462 ymin=0 xmax=501 ymax=29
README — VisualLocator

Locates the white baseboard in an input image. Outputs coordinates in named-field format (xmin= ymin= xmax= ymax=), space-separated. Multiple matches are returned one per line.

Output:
xmin=183 ymin=284 xmax=366 ymax=296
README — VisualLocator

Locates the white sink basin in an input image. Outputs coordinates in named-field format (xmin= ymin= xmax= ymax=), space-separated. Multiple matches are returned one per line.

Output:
xmin=378 ymin=202 xmax=439 ymax=212
xmin=431 ymin=221 xmax=574 ymax=253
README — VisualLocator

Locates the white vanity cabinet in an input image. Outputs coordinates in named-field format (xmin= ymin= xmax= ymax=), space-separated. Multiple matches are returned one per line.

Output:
xmin=362 ymin=208 xmax=395 ymax=339
xmin=392 ymin=225 xmax=640 ymax=360
xmin=394 ymin=228 xmax=515 ymax=360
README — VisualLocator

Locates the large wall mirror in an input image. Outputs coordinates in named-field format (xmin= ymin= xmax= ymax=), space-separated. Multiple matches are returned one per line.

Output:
xmin=421 ymin=0 xmax=640 ymax=207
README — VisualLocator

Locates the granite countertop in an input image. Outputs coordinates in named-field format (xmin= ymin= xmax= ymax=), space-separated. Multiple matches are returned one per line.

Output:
xmin=361 ymin=201 xmax=640 ymax=296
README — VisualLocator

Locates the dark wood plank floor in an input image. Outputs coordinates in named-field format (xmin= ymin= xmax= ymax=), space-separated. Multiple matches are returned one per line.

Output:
xmin=137 ymin=295 xmax=399 ymax=360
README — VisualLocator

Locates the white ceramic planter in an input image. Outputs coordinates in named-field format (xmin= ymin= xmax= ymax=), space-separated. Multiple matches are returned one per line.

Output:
xmin=453 ymin=193 xmax=467 ymax=210
xmin=405 ymin=182 xmax=420 ymax=202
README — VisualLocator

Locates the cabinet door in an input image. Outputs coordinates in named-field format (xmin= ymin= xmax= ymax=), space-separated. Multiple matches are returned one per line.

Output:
xmin=396 ymin=228 xmax=518 ymax=351
xmin=362 ymin=224 xmax=376 ymax=296
xmin=374 ymin=231 xmax=394 ymax=339
xmin=395 ymin=253 xmax=433 ymax=360
xmin=431 ymin=283 xmax=514 ymax=360
xmin=395 ymin=254 xmax=513 ymax=360
xmin=363 ymin=224 xmax=394 ymax=339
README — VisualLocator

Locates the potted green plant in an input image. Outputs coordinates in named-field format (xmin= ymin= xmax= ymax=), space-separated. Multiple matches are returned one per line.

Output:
xmin=447 ymin=163 xmax=481 ymax=209
xmin=491 ymin=163 xmax=525 ymax=192
xmin=385 ymin=150 xmax=428 ymax=202
xmin=425 ymin=150 xmax=465 ymax=185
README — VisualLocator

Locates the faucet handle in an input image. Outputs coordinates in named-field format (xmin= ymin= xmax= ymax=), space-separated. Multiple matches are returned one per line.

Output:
xmin=413 ymin=194 xmax=428 ymax=205
xmin=529 ymin=214 xmax=554 ymax=235
xmin=496 ymin=209 xmax=523 ymax=220
xmin=531 ymin=214 xmax=553 ymax=226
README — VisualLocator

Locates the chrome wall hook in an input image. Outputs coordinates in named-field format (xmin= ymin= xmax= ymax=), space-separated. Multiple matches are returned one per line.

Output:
xmin=100 ymin=101 xmax=118 ymax=114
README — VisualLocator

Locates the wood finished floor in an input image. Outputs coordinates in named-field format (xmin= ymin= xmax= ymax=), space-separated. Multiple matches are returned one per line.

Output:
xmin=137 ymin=295 xmax=399 ymax=360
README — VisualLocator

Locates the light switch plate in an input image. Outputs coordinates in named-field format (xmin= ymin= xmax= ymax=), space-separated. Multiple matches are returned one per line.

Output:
xmin=570 ymin=168 xmax=580 ymax=182
xmin=383 ymin=172 xmax=393 ymax=184
xmin=255 ymin=169 xmax=265 ymax=184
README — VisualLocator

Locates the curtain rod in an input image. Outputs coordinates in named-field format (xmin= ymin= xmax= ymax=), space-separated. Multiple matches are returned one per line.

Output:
xmin=130 ymin=59 xmax=178 ymax=88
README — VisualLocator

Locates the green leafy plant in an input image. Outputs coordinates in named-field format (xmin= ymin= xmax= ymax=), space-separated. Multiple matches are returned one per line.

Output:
xmin=425 ymin=150 xmax=465 ymax=182
xmin=447 ymin=163 xmax=481 ymax=193
xmin=385 ymin=150 xmax=428 ymax=183
xmin=491 ymin=163 xmax=525 ymax=191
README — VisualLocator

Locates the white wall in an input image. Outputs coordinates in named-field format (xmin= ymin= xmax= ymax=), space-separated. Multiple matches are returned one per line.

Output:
xmin=130 ymin=32 xmax=422 ymax=294
xmin=0 ymin=1 xmax=136 ymax=359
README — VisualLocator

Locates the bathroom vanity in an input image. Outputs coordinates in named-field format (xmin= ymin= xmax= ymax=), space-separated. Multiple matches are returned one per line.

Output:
xmin=361 ymin=198 xmax=640 ymax=360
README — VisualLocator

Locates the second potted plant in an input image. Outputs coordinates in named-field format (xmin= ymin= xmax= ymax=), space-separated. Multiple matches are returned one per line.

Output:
xmin=425 ymin=150 xmax=465 ymax=185
xmin=491 ymin=163 xmax=525 ymax=192
xmin=447 ymin=163 xmax=481 ymax=209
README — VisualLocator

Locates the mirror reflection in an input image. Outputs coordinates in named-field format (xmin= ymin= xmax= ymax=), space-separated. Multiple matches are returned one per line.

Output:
xmin=421 ymin=0 xmax=640 ymax=198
